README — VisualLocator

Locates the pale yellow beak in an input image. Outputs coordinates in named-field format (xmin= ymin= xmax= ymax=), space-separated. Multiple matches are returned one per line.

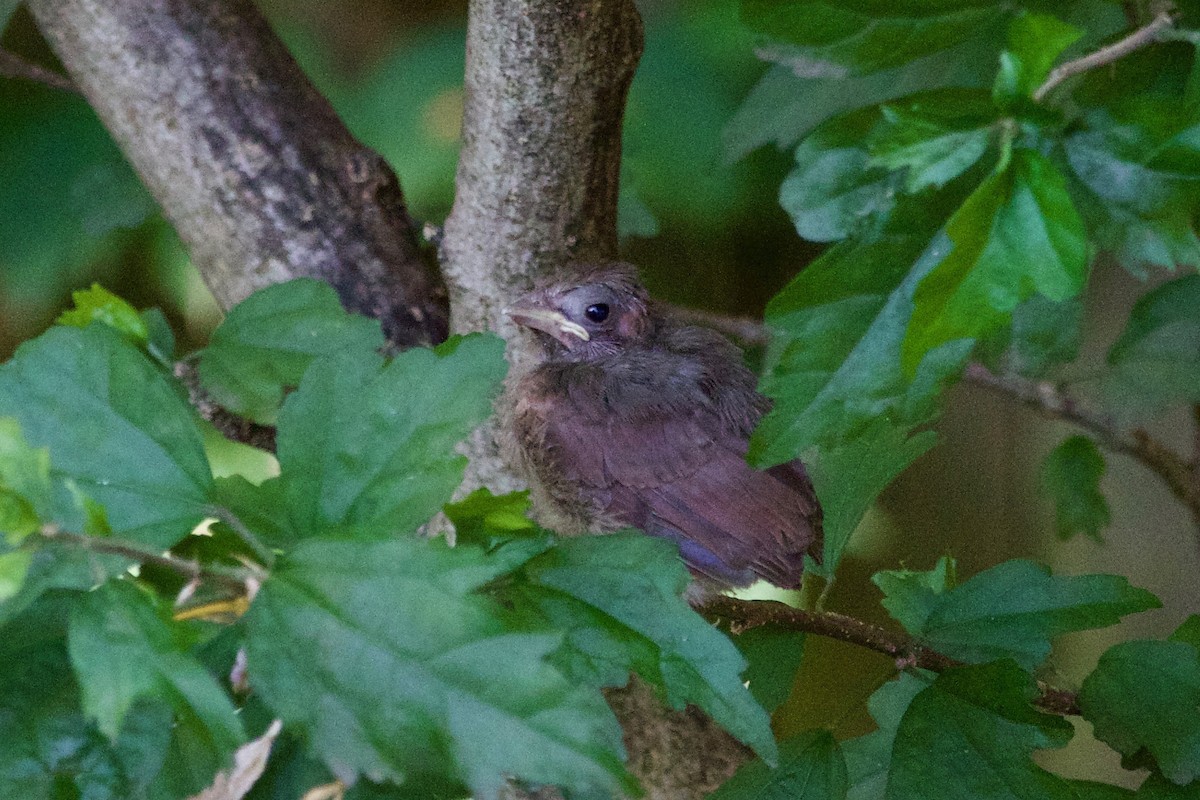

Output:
xmin=504 ymin=305 xmax=591 ymax=347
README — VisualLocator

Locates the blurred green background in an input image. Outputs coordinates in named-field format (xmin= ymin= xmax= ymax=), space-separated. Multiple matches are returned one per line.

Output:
xmin=1 ymin=0 xmax=1195 ymax=785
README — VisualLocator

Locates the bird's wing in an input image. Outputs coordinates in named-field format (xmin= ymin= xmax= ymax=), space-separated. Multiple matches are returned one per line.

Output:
xmin=538 ymin=368 xmax=823 ymax=588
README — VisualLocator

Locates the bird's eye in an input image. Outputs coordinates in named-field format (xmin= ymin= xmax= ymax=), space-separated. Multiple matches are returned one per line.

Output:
xmin=584 ymin=303 xmax=610 ymax=323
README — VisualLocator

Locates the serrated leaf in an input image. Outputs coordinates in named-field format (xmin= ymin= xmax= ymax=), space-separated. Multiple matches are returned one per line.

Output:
xmin=843 ymin=673 xmax=928 ymax=800
xmin=1081 ymin=638 xmax=1200 ymax=785
xmin=806 ymin=420 xmax=936 ymax=580
xmin=871 ymin=555 xmax=956 ymax=634
xmin=723 ymin=35 xmax=1000 ymax=163
xmin=0 ymin=325 xmax=212 ymax=548
xmin=512 ymin=532 xmax=777 ymax=764
xmin=1065 ymin=103 xmax=1200 ymax=276
xmin=275 ymin=333 xmax=506 ymax=538
xmin=993 ymin=12 xmax=1084 ymax=105
xmin=741 ymin=1 xmax=1005 ymax=77
xmin=874 ymin=559 xmax=1160 ymax=669
xmin=56 ymin=283 xmax=149 ymax=344
xmin=780 ymin=108 xmax=897 ymax=242
xmin=867 ymin=90 xmax=995 ymax=193
xmin=751 ymin=201 xmax=971 ymax=469
xmin=242 ymin=536 xmax=632 ymax=798
xmin=0 ymin=596 xmax=136 ymax=800
xmin=903 ymin=148 xmax=1088 ymax=374
xmin=1105 ymin=275 xmax=1200 ymax=410
xmin=886 ymin=661 xmax=1085 ymax=800
xmin=1041 ymin=436 xmax=1109 ymax=542
xmin=978 ymin=294 xmax=1083 ymax=377
xmin=198 ymin=279 xmax=385 ymax=425
xmin=709 ymin=729 xmax=847 ymax=800
xmin=68 ymin=580 xmax=244 ymax=759
xmin=734 ymin=623 xmax=806 ymax=714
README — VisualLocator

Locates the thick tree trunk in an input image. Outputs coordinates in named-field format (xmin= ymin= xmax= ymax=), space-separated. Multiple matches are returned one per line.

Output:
xmin=441 ymin=3 xmax=752 ymax=798
xmin=27 ymin=0 xmax=448 ymax=347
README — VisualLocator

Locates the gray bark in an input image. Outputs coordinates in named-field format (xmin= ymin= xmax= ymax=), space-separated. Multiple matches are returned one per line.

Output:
xmin=441 ymin=2 xmax=751 ymax=798
xmin=27 ymin=0 xmax=448 ymax=347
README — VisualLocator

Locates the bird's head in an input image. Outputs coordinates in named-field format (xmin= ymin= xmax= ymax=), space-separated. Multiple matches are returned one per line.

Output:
xmin=505 ymin=262 xmax=653 ymax=360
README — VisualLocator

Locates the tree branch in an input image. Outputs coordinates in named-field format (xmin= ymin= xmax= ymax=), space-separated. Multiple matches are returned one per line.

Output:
xmin=701 ymin=594 xmax=1083 ymax=717
xmin=1033 ymin=9 xmax=1176 ymax=102
xmin=963 ymin=363 xmax=1200 ymax=526
xmin=26 ymin=0 xmax=448 ymax=349
xmin=40 ymin=524 xmax=256 ymax=593
xmin=0 ymin=47 xmax=81 ymax=94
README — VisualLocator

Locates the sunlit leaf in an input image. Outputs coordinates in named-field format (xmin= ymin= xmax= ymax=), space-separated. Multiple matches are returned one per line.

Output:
xmin=56 ymin=284 xmax=149 ymax=345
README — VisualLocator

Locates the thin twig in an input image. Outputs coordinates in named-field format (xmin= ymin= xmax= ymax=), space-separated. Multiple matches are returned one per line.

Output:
xmin=1033 ymin=10 xmax=1176 ymax=102
xmin=40 ymin=524 xmax=256 ymax=592
xmin=0 ymin=48 xmax=81 ymax=95
xmin=964 ymin=363 xmax=1200 ymax=526
xmin=701 ymin=594 xmax=1082 ymax=716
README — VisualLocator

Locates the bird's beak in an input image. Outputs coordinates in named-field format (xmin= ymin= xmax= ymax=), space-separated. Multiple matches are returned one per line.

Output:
xmin=504 ymin=304 xmax=591 ymax=346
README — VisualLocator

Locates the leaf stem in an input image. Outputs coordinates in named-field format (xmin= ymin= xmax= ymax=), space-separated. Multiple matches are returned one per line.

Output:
xmin=207 ymin=505 xmax=276 ymax=567
xmin=1032 ymin=10 xmax=1177 ymax=103
xmin=700 ymin=594 xmax=1082 ymax=716
xmin=0 ymin=48 xmax=81 ymax=95
xmin=40 ymin=524 xmax=256 ymax=593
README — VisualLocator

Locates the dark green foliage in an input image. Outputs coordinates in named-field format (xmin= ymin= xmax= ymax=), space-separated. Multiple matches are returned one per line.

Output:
xmin=874 ymin=558 xmax=1159 ymax=669
xmin=708 ymin=729 xmax=848 ymax=800
xmin=1041 ymin=436 xmax=1110 ymax=542
xmin=1080 ymin=630 xmax=1200 ymax=785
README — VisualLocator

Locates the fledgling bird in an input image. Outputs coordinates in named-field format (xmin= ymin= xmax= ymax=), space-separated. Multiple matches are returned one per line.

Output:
xmin=503 ymin=262 xmax=823 ymax=590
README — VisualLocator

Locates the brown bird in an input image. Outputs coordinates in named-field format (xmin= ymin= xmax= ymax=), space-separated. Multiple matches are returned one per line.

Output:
xmin=503 ymin=262 xmax=823 ymax=590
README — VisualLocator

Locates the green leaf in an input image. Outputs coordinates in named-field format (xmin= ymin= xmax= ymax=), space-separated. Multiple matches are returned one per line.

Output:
xmin=780 ymin=108 xmax=897 ymax=242
xmin=723 ymin=35 xmax=1001 ymax=163
xmin=710 ymin=729 xmax=847 ymax=800
xmin=1080 ymin=638 xmax=1200 ymax=785
xmin=243 ymin=536 xmax=632 ymax=798
xmin=806 ymin=420 xmax=936 ymax=579
xmin=1106 ymin=275 xmax=1200 ymax=410
xmin=207 ymin=475 xmax=292 ymax=550
xmin=734 ymin=623 xmax=806 ymax=714
xmin=993 ymin=12 xmax=1084 ymax=105
xmin=867 ymin=90 xmax=996 ymax=192
xmin=198 ymin=278 xmax=385 ymax=425
xmin=68 ymin=580 xmax=244 ymax=758
xmin=1139 ymin=773 xmax=1200 ymax=800
xmin=903 ymin=148 xmax=1088 ymax=374
xmin=275 ymin=333 xmax=506 ymax=538
xmin=1065 ymin=103 xmax=1200 ymax=276
xmin=56 ymin=283 xmax=149 ymax=345
xmin=741 ymin=1 xmax=1006 ymax=77
xmin=843 ymin=673 xmax=928 ymax=800
xmin=512 ymin=532 xmax=778 ymax=764
xmin=141 ymin=307 xmax=177 ymax=367
xmin=0 ymin=326 xmax=212 ymax=548
xmin=872 ymin=555 xmax=957 ymax=634
xmin=444 ymin=488 xmax=540 ymax=546
xmin=1041 ymin=436 xmax=1109 ymax=542
xmin=874 ymin=559 xmax=1160 ymax=669
xmin=0 ymin=417 xmax=51 ymax=544
xmin=978 ymin=294 xmax=1084 ymax=377
xmin=751 ymin=196 xmax=975 ymax=468
xmin=886 ymin=661 xmax=1082 ymax=800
